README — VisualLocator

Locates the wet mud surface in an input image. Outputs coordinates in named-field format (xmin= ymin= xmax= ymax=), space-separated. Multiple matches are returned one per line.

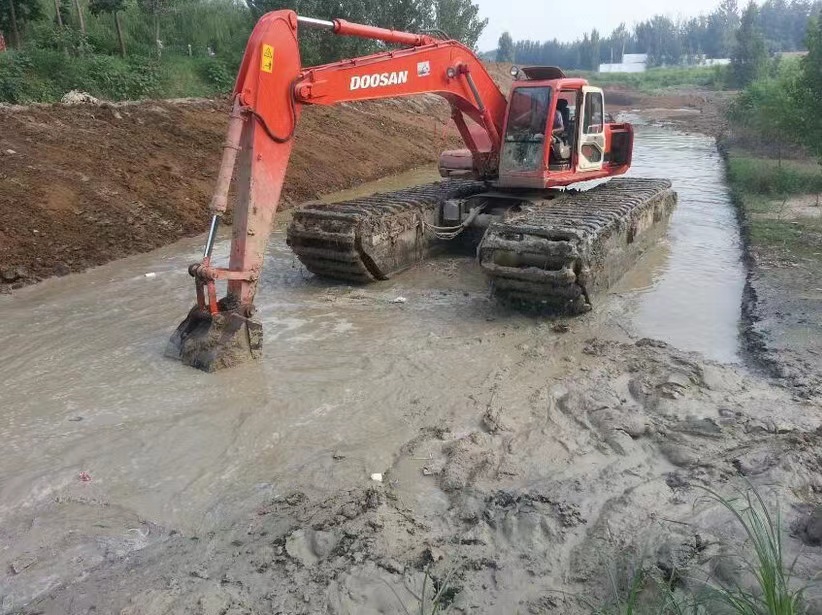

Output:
xmin=1 ymin=118 xmax=821 ymax=613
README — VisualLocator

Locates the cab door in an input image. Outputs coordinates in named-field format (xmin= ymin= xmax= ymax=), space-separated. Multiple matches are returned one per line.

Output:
xmin=576 ymin=86 xmax=606 ymax=172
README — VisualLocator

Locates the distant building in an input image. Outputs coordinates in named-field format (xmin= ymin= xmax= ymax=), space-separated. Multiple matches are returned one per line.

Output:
xmin=693 ymin=54 xmax=731 ymax=66
xmin=776 ymin=50 xmax=808 ymax=58
xmin=598 ymin=53 xmax=648 ymax=73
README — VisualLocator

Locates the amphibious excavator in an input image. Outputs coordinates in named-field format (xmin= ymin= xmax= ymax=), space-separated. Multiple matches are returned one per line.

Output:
xmin=167 ymin=10 xmax=677 ymax=371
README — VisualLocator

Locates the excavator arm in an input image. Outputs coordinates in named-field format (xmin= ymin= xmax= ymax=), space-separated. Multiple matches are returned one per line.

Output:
xmin=166 ymin=10 xmax=508 ymax=371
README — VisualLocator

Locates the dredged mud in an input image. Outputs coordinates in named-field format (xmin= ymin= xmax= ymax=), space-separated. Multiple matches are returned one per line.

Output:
xmin=1 ymin=123 xmax=820 ymax=613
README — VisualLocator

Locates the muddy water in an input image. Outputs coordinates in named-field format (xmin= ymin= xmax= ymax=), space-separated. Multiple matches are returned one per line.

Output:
xmin=0 ymin=124 xmax=745 ymax=609
xmin=615 ymin=119 xmax=746 ymax=362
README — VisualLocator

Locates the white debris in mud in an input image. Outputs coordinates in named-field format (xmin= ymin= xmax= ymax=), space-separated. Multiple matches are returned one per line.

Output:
xmin=389 ymin=296 xmax=407 ymax=304
xmin=61 ymin=90 xmax=101 ymax=105
xmin=369 ymin=473 xmax=383 ymax=482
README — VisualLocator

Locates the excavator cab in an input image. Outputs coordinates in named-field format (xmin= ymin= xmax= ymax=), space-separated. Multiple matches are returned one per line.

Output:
xmin=498 ymin=66 xmax=634 ymax=189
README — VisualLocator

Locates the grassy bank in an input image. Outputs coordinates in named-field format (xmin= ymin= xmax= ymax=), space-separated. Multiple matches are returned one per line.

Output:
xmin=570 ymin=65 xmax=727 ymax=92
xmin=725 ymin=148 xmax=822 ymax=263
xmin=0 ymin=49 xmax=234 ymax=103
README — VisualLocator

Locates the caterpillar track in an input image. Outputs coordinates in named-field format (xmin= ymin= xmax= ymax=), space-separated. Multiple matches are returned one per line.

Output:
xmin=287 ymin=177 xmax=677 ymax=313
xmin=286 ymin=180 xmax=486 ymax=283
xmin=479 ymin=178 xmax=677 ymax=312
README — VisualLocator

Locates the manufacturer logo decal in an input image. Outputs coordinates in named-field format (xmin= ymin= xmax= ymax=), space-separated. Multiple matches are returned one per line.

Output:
xmin=349 ymin=71 xmax=409 ymax=90
xmin=417 ymin=61 xmax=431 ymax=77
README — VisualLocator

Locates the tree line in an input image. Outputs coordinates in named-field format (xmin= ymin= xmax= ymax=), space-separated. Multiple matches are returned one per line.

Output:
xmin=730 ymin=10 xmax=822 ymax=162
xmin=0 ymin=0 xmax=487 ymax=64
xmin=496 ymin=0 xmax=821 ymax=70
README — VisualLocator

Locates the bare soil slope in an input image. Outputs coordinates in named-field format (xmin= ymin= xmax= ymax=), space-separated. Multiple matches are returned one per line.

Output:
xmin=0 ymin=96 xmax=457 ymax=287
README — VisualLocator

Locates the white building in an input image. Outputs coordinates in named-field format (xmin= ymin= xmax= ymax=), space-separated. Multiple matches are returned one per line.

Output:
xmin=598 ymin=53 xmax=648 ymax=73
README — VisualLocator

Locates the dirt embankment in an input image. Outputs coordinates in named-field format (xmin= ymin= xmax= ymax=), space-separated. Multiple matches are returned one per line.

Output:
xmin=0 ymin=81 xmax=731 ymax=291
xmin=607 ymin=87 xmax=733 ymax=137
xmin=0 ymin=96 xmax=458 ymax=288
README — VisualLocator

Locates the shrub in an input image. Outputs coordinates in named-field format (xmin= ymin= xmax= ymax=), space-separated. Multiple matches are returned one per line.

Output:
xmin=200 ymin=58 xmax=233 ymax=91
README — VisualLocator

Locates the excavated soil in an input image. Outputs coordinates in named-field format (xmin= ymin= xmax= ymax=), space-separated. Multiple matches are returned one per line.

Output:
xmin=0 ymin=95 xmax=458 ymax=287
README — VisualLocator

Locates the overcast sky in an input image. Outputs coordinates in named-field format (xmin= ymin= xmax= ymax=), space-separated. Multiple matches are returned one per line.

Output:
xmin=474 ymin=0 xmax=728 ymax=50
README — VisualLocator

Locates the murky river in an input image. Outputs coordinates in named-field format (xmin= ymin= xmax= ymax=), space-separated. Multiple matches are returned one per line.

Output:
xmin=618 ymin=117 xmax=746 ymax=363
xmin=0 ymin=121 xmax=745 ymax=609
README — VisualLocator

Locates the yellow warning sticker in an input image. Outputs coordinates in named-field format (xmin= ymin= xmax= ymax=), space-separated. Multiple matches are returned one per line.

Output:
xmin=260 ymin=44 xmax=274 ymax=73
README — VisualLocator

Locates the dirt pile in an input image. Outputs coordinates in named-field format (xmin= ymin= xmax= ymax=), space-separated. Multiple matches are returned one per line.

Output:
xmin=21 ymin=338 xmax=822 ymax=614
xmin=0 ymin=95 xmax=458 ymax=288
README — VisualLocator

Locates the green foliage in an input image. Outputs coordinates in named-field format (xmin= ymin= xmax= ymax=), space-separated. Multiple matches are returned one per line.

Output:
xmin=731 ymin=2 xmax=769 ymax=86
xmin=0 ymin=0 xmax=43 ymax=47
xmin=728 ymin=156 xmax=822 ymax=195
xmin=496 ymin=31 xmax=513 ymax=62
xmin=0 ymin=49 xmax=32 ymax=101
xmin=574 ymin=65 xmax=728 ymax=93
xmin=199 ymin=57 xmax=232 ymax=91
xmin=795 ymin=14 xmax=822 ymax=160
xmin=728 ymin=61 xmax=802 ymax=156
xmin=89 ymin=0 xmax=126 ymax=16
xmin=699 ymin=485 xmax=811 ymax=615
xmin=636 ymin=16 xmax=682 ymax=67
xmin=434 ymin=0 xmax=486 ymax=49
xmin=0 ymin=48 xmax=204 ymax=101
xmin=511 ymin=0 xmax=816 ymax=72
xmin=728 ymin=14 xmax=822 ymax=166
xmin=586 ymin=483 xmax=818 ymax=615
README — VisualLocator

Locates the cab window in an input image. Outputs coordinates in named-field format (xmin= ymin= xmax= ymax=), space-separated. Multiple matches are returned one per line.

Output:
xmin=583 ymin=92 xmax=603 ymax=134
xmin=505 ymin=86 xmax=552 ymax=142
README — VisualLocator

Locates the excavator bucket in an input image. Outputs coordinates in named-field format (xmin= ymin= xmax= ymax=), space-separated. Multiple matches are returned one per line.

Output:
xmin=165 ymin=303 xmax=262 ymax=372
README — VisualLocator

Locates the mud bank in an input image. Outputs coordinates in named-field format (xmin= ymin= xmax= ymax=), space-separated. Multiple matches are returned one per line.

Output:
xmin=0 ymin=95 xmax=458 ymax=288
xmin=717 ymin=141 xmax=822 ymax=401
xmin=608 ymin=88 xmax=733 ymax=138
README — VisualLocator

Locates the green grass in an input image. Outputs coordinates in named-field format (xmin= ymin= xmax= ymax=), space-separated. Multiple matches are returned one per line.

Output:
xmin=0 ymin=48 xmax=231 ymax=103
xmin=699 ymin=485 xmax=811 ymax=615
xmin=727 ymin=155 xmax=822 ymax=197
xmin=385 ymin=567 xmax=458 ymax=615
xmin=570 ymin=65 xmax=727 ymax=93
xmin=590 ymin=483 xmax=816 ymax=615
xmin=749 ymin=218 xmax=822 ymax=258
xmin=725 ymin=147 xmax=822 ymax=261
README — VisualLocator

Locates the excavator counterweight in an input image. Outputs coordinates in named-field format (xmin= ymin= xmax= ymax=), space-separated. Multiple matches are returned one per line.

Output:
xmin=167 ymin=10 xmax=677 ymax=372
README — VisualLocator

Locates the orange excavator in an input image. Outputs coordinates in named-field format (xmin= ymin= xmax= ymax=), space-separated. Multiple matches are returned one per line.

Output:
xmin=167 ymin=10 xmax=677 ymax=371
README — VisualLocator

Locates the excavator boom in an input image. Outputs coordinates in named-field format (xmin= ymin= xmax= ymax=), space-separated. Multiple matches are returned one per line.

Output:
xmin=167 ymin=10 xmax=510 ymax=371
xmin=166 ymin=10 xmax=676 ymax=373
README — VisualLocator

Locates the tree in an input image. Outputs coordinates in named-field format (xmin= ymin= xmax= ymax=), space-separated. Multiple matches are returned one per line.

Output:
xmin=496 ymin=31 xmax=514 ymax=62
xmin=731 ymin=1 xmax=768 ymax=86
xmin=717 ymin=0 xmax=740 ymax=54
xmin=137 ymin=0 xmax=188 ymax=56
xmin=729 ymin=65 xmax=801 ymax=164
xmin=589 ymin=28 xmax=600 ymax=69
xmin=0 ymin=0 xmax=42 ymax=47
xmin=797 ymin=13 xmax=822 ymax=161
xmin=607 ymin=22 xmax=629 ymax=63
xmin=89 ymin=0 xmax=126 ymax=56
xmin=377 ymin=0 xmax=432 ymax=32
xmin=434 ymin=0 xmax=487 ymax=49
